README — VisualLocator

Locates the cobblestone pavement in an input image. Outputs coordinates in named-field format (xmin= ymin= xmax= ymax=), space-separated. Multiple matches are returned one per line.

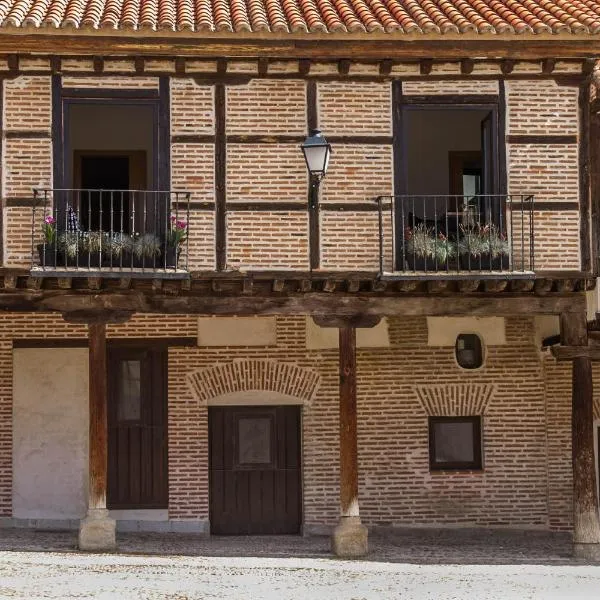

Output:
xmin=0 ymin=528 xmax=599 ymax=599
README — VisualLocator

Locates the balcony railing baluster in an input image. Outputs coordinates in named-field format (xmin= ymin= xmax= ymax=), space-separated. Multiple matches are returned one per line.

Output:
xmin=378 ymin=194 xmax=535 ymax=276
xmin=31 ymin=188 xmax=191 ymax=276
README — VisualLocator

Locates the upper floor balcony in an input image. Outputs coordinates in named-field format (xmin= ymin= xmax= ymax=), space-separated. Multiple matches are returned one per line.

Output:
xmin=30 ymin=188 xmax=534 ymax=279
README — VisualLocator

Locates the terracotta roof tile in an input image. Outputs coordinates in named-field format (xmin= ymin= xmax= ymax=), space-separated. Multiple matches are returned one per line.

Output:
xmin=1 ymin=0 xmax=599 ymax=33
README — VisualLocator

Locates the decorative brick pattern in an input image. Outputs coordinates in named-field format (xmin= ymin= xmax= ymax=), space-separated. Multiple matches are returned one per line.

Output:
xmin=524 ymin=210 xmax=580 ymax=270
xmin=3 ymin=76 xmax=52 ymax=131
xmin=416 ymin=384 xmax=495 ymax=416
xmin=226 ymin=144 xmax=306 ymax=201
xmin=506 ymin=81 xmax=579 ymax=136
xmin=3 ymin=138 xmax=52 ymax=197
xmin=170 ymin=143 xmax=214 ymax=198
xmin=402 ymin=80 xmax=500 ymax=95
xmin=318 ymin=82 xmax=391 ymax=135
xmin=321 ymin=144 xmax=393 ymax=203
xmin=4 ymin=207 xmax=33 ymax=266
xmin=184 ymin=210 xmax=216 ymax=270
xmin=171 ymin=80 xmax=214 ymax=135
xmin=0 ymin=339 xmax=12 ymax=515
xmin=168 ymin=348 xmax=209 ymax=520
xmin=507 ymin=144 xmax=579 ymax=201
xmin=227 ymin=80 xmax=306 ymax=135
xmin=320 ymin=211 xmax=390 ymax=271
xmin=188 ymin=359 xmax=321 ymax=405
xmin=226 ymin=211 xmax=309 ymax=269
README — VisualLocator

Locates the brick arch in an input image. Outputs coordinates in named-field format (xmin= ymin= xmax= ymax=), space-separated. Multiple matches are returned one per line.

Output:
xmin=415 ymin=383 xmax=495 ymax=416
xmin=187 ymin=359 xmax=321 ymax=406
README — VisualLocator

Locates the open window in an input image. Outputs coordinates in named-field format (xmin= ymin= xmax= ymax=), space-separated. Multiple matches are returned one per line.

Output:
xmin=401 ymin=105 xmax=499 ymax=234
xmin=63 ymin=101 xmax=160 ymax=234
xmin=396 ymin=103 xmax=510 ymax=272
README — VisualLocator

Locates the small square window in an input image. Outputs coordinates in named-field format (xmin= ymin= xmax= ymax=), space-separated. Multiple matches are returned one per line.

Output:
xmin=429 ymin=416 xmax=482 ymax=471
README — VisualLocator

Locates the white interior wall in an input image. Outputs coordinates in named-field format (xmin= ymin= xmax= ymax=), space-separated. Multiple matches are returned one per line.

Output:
xmin=66 ymin=103 xmax=155 ymax=188
xmin=13 ymin=348 xmax=89 ymax=520
xmin=405 ymin=108 xmax=489 ymax=195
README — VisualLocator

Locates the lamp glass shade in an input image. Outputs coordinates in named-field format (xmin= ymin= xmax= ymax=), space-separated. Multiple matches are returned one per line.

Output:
xmin=301 ymin=130 xmax=331 ymax=177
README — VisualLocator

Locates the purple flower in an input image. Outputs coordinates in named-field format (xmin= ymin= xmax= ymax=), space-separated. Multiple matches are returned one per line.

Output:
xmin=44 ymin=215 xmax=55 ymax=225
xmin=176 ymin=220 xmax=187 ymax=230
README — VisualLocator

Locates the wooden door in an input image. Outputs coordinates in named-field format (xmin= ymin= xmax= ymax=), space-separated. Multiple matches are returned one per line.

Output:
xmin=107 ymin=346 xmax=168 ymax=509
xmin=209 ymin=406 xmax=301 ymax=535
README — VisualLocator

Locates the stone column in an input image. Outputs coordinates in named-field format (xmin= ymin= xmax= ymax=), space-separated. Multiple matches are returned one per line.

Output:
xmin=331 ymin=325 xmax=368 ymax=557
xmin=78 ymin=322 xmax=116 ymax=551
xmin=561 ymin=312 xmax=600 ymax=559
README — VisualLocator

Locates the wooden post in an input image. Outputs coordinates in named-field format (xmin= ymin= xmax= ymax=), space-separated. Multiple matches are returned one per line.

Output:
xmin=78 ymin=321 xmax=116 ymax=551
xmin=332 ymin=325 xmax=368 ymax=557
xmin=88 ymin=323 xmax=108 ymax=511
xmin=339 ymin=326 xmax=359 ymax=519
xmin=561 ymin=312 xmax=600 ymax=559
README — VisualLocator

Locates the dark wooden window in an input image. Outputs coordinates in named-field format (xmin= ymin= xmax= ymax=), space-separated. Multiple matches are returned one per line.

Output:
xmin=429 ymin=416 xmax=482 ymax=471
xmin=108 ymin=346 xmax=168 ymax=509
xmin=455 ymin=333 xmax=483 ymax=369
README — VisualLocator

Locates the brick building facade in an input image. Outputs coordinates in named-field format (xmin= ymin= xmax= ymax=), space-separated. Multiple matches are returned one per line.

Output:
xmin=0 ymin=0 xmax=599 ymax=559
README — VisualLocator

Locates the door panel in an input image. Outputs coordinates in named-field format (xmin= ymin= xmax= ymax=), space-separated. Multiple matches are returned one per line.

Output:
xmin=209 ymin=405 xmax=301 ymax=535
xmin=108 ymin=346 xmax=168 ymax=509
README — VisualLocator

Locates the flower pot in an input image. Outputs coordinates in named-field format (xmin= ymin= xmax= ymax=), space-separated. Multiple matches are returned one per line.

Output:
xmin=37 ymin=244 xmax=58 ymax=267
xmin=120 ymin=251 xmax=160 ymax=269
xmin=164 ymin=246 xmax=180 ymax=269
xmin=460 ymin=252 xmax=509 ymax=271
xmin=403 ymin=253 xmax=437 ymax=272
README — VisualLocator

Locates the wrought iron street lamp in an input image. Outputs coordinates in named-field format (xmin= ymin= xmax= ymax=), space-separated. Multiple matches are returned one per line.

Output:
xmin=301 ymin=130 xmax=331 ymax=269
xmin=301 ymin=129 xmax=332 ymax=183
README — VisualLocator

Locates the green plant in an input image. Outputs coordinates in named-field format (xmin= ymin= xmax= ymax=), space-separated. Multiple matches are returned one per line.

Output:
xmin=134 ymin=233 xmax=161 ymax=260
xmin=433 ymin=234 xmax=456 ymax=264
xmin=404 ymin=224 xmax=435 ymax=258
xmin=107 ymin=232 xmax=133 ymax=258
xmin=458 ymin=224 xmax=510 ymax=259
xmin=81 ymin=231 xmax=105 ymax=253
xmin=167 ymin=216 xmax=188 ymax=248
xmin=41 ymin=215 xmax=56 ymax=245
xmin=458 ymin=225 xmax=487 ymax=258
xmin=483 ymin=224 xmax=510 ymax=259
xmin=57 ymin=232 xmax=80 ymax=259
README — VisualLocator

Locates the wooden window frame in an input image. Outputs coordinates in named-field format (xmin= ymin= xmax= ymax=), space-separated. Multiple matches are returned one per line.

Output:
xmin=428 ymin=416 xmax=483 ymax=472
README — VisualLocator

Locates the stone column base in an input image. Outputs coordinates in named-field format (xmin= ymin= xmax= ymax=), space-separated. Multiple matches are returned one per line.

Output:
xmin=78 ymin=509 xmax=116 ymax=552
xmin=573 ymin=543 xmax=600 ymax=561
xmin=331 ymin=517 xmax=368 ymax=558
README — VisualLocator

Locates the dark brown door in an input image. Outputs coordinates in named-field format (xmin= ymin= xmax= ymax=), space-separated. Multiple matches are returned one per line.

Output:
xmin=107 ymin=346 xmax=168 ymax=509
xmin=209 ymin=406 xmax=301 ymax=535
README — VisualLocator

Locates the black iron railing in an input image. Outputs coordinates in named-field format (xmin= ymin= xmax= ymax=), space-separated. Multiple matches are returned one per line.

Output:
xmin=377 ymin=194 xmax=535 ymax=275
xmin=31 ymin=189 xmax=191 ymax=274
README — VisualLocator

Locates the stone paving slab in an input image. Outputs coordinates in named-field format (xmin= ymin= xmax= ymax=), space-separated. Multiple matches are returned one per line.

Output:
xmin=0 ymin=527 xmax=582 ymax=564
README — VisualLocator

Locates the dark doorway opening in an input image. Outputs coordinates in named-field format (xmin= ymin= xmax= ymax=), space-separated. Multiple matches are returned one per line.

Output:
xmin=79 ymin=155 xmax=129 ymax=232
xmin=75 ymin=151 xmax=147 ymax=233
